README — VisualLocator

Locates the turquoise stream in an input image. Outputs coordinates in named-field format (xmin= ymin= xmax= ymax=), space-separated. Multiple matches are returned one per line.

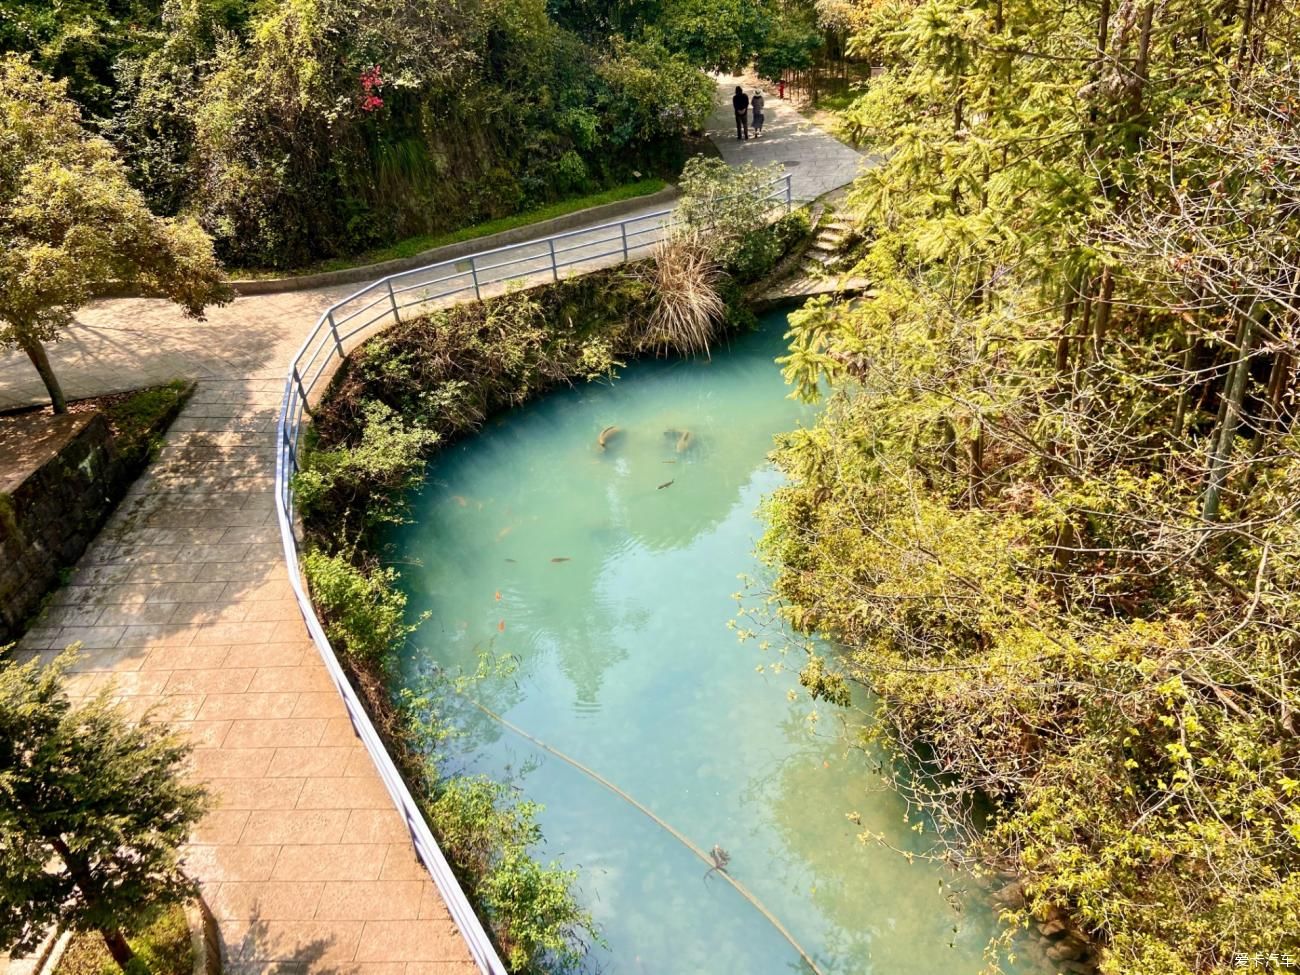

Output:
xmin=394 ymin=310 xmax=1033 ymax=974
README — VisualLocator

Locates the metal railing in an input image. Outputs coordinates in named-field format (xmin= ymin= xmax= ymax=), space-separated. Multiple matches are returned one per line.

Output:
xmin=272 ymin=172 xmax=791 ymax=974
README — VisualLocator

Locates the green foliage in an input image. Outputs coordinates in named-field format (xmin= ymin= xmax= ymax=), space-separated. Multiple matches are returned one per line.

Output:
xmin=595 ymin=39 xmax=715 ymax=147
xmin=731 ymin=207 xmax=811 ymax=282
xmin=55 ymin=902 xmax=193 ymax=975
xmin=294 ymin=400 xmax=438 ymax=529
xmin=103 ymin=381 xmax=194 ymax=468
xmin=759 ymin=2 xmax=1300 ymax=973
xmin=234 ymin=178 xmax=668 ymax=279
xmin=674 ymin=156 xmax=787 ymax=269
xmin=430 ymin=777 xmax=594 ymax=973
xmin=798 ymin=653 xmax=851 ymax=708
xmin=649 ymin=0 xmax=772 ymax=72
xmin=310 ymin=270 xmax=651 ymax=456
xmin=753 ymin=10 xmax=822 ymax=80
xmin=300 ymin=549 xmax=418 ymax=665
xmin=5 ymin=0 xmax=712 ymax=270
xmin=0 ymin=650 xmax=210 ymax=965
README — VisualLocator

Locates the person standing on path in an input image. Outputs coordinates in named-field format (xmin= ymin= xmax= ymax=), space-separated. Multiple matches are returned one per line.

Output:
xmin=732 ymin=86 xmax=750 ymax=140
xmin=752 ymin=90 xmax=765 ymax=136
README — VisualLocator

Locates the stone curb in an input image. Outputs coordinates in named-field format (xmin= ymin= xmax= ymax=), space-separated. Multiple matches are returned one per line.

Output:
xmin=228 ymin=185 xmax=679 ymax=296
xmin=187 ymin=895 xmax=221 ymax=975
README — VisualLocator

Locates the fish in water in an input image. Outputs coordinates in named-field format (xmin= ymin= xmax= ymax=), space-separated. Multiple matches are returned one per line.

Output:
xmin=504 ymin=558 xmax=517 ymax=563
xmin=597 ymin=425 xmax=619 ymax=449
xmin=676 ymin=429 xmax=692 ymax=452
xmin=551 ymin=557 xmax=571 ymax=563
xmin=450 ymin=495 xmax=469 ymax=507
xmin=497 ymin=525 xmax=514 ymax=541
xmin=703 ymin=844 xmax=731 ymax=881
xmin=658 ymin=479 xmax=674 ymax=490
xmin=498 ymin=619 xmax=506 ymax=632
xmin=494 ymin=590 xmax=501 ymax=601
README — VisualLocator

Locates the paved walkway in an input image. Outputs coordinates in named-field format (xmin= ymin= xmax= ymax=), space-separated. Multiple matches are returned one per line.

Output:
xmin=708 ymin=75 xmax=865 ymax=201
xmin=1 ymin=80 xmax=862 ymax=973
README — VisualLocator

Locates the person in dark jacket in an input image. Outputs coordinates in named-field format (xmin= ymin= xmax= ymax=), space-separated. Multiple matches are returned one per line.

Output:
xmin=732 ymin=86 xmax=750 ymax=140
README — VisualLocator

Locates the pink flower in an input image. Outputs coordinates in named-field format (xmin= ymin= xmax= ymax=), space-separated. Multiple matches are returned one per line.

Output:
xmin=359 ymin=66 xmax=384 ymax=112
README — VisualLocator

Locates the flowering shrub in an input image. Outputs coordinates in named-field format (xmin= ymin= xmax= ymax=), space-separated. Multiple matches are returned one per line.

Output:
xmin=359 ymin=65 xmax=383 ymax=112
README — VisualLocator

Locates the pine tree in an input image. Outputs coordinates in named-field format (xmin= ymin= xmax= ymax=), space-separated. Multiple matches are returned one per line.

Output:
xmin=0 ymin=652 xmax=210 ymax=971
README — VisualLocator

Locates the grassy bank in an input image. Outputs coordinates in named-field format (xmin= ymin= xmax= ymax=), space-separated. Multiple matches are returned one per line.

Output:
xmin=231 ymin=179 xmax=668 ymax=281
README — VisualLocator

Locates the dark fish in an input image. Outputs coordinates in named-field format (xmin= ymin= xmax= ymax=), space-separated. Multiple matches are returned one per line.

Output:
xmin=505 ymin=558 xmax=517 ymax=563
xmin=551 ymin=557 xmax=571 ymax=563
xmin=658 ymin=479 xmax=674 ymax=490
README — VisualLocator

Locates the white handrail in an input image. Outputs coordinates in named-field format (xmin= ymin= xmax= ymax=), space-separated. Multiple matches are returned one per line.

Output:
xmin=271 ymin=171 xmax=792 ymax=973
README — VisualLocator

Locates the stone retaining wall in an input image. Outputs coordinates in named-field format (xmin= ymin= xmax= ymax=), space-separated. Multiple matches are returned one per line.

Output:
xmin=0 ymin=413 xmax=125 ymax=644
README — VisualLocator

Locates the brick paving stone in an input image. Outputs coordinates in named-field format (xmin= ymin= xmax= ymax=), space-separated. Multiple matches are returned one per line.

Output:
xmin=15 ymin=375 xmax=476 ymax=969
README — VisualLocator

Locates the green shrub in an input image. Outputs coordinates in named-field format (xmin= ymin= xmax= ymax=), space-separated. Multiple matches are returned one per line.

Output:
xmin=771 ymin=207 xmax=812 ymax=253
xmin=300 ymin=549 xmax=416 ymax=663
xmin=551 ymin=151 xmax=590 ymax=195
xmin=726 ymin=207 xmax=811 ymax=282
xmin=103 ymin=380 xmax=193 ymax=467
xmin=55 ymin=903 xmax=192 ymax=975
xmin=430 ymin=776 xmax=596 ymax=974
xmin=293 ymin=400 xmax=438 ymax=528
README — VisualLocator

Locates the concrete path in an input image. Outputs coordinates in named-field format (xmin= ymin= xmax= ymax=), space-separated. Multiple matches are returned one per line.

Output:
xmin=708 ymin=75 xmax=864 ymax=201
xmin=16 ymin=377 xmax=476 ymax=974
xmin=0 ymin=80 xmax=863 ymax=973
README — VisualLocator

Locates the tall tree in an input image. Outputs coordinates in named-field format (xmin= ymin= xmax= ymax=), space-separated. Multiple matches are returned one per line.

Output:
xmin=0 ymin=54 xmax=227 ymax=412
xmin=0 ymin=651 xmax=210 ymax=970
xmin=766 ymin=1 xmax=1300 ymax=972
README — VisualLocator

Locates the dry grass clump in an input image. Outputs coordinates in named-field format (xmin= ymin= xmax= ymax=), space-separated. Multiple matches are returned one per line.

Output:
xmin=644 ymin=234 xmax=726 ymax=356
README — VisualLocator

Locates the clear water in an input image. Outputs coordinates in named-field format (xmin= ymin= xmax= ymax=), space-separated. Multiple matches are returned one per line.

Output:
xmin=394 ymin=311 xmax=1033 ymax=974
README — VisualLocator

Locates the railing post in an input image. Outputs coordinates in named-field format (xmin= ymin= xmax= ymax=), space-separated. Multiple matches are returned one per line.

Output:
xmin=386 ymin=280 xmax=401 ymax=324
xmin=548 ymin=238 xmax=558 ymax=282
xmin=785 ymin=173 xmax=793 ymax=210
xmin=469 ymin=257 xmax=481 ymax=300
xmin=291 ymin=365 xmax=307 ymax=407
xmin=327 ymin=311 xmax=342 ymax=358
xmin=283 ymin=418 xmax=298 ymax=475
xmin=620 ymin=222 xmax=629 ymax=261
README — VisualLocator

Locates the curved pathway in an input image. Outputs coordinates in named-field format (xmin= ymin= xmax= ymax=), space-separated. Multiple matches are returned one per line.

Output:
xmin=1 ymin=80 xmax=863 ymax=972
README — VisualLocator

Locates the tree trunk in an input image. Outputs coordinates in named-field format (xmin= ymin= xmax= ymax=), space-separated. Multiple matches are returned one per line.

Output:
xmin=19 ymin=334 xmax=67 ymax=414
xmin=1092 ymin=268 xmax=1115 ymax=355
xmin=47 ymin=836 xmax=139 ymax=971
xmin=100 ymin=929 xmax=138 ymax=971
xmin=1055 ymin=292 xmax=1077 ymax=376
xmin=1129 ymin=2 xmax=1155 ymax=115
xmin=1172 ymin=333 xmax=1196 ymax=441
xmin=1089 ymin=0 xmax=1112 ymax=128
xmin=1234 ymin=0 xmax=1255 ymax=77
xmin=967 ymin=421 xmax=985 ymax=505
xmin=1202 ymin=308 xmax=1256 ymax=522
xmin=1244 ymin=350 xmax=1290 ymax=488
